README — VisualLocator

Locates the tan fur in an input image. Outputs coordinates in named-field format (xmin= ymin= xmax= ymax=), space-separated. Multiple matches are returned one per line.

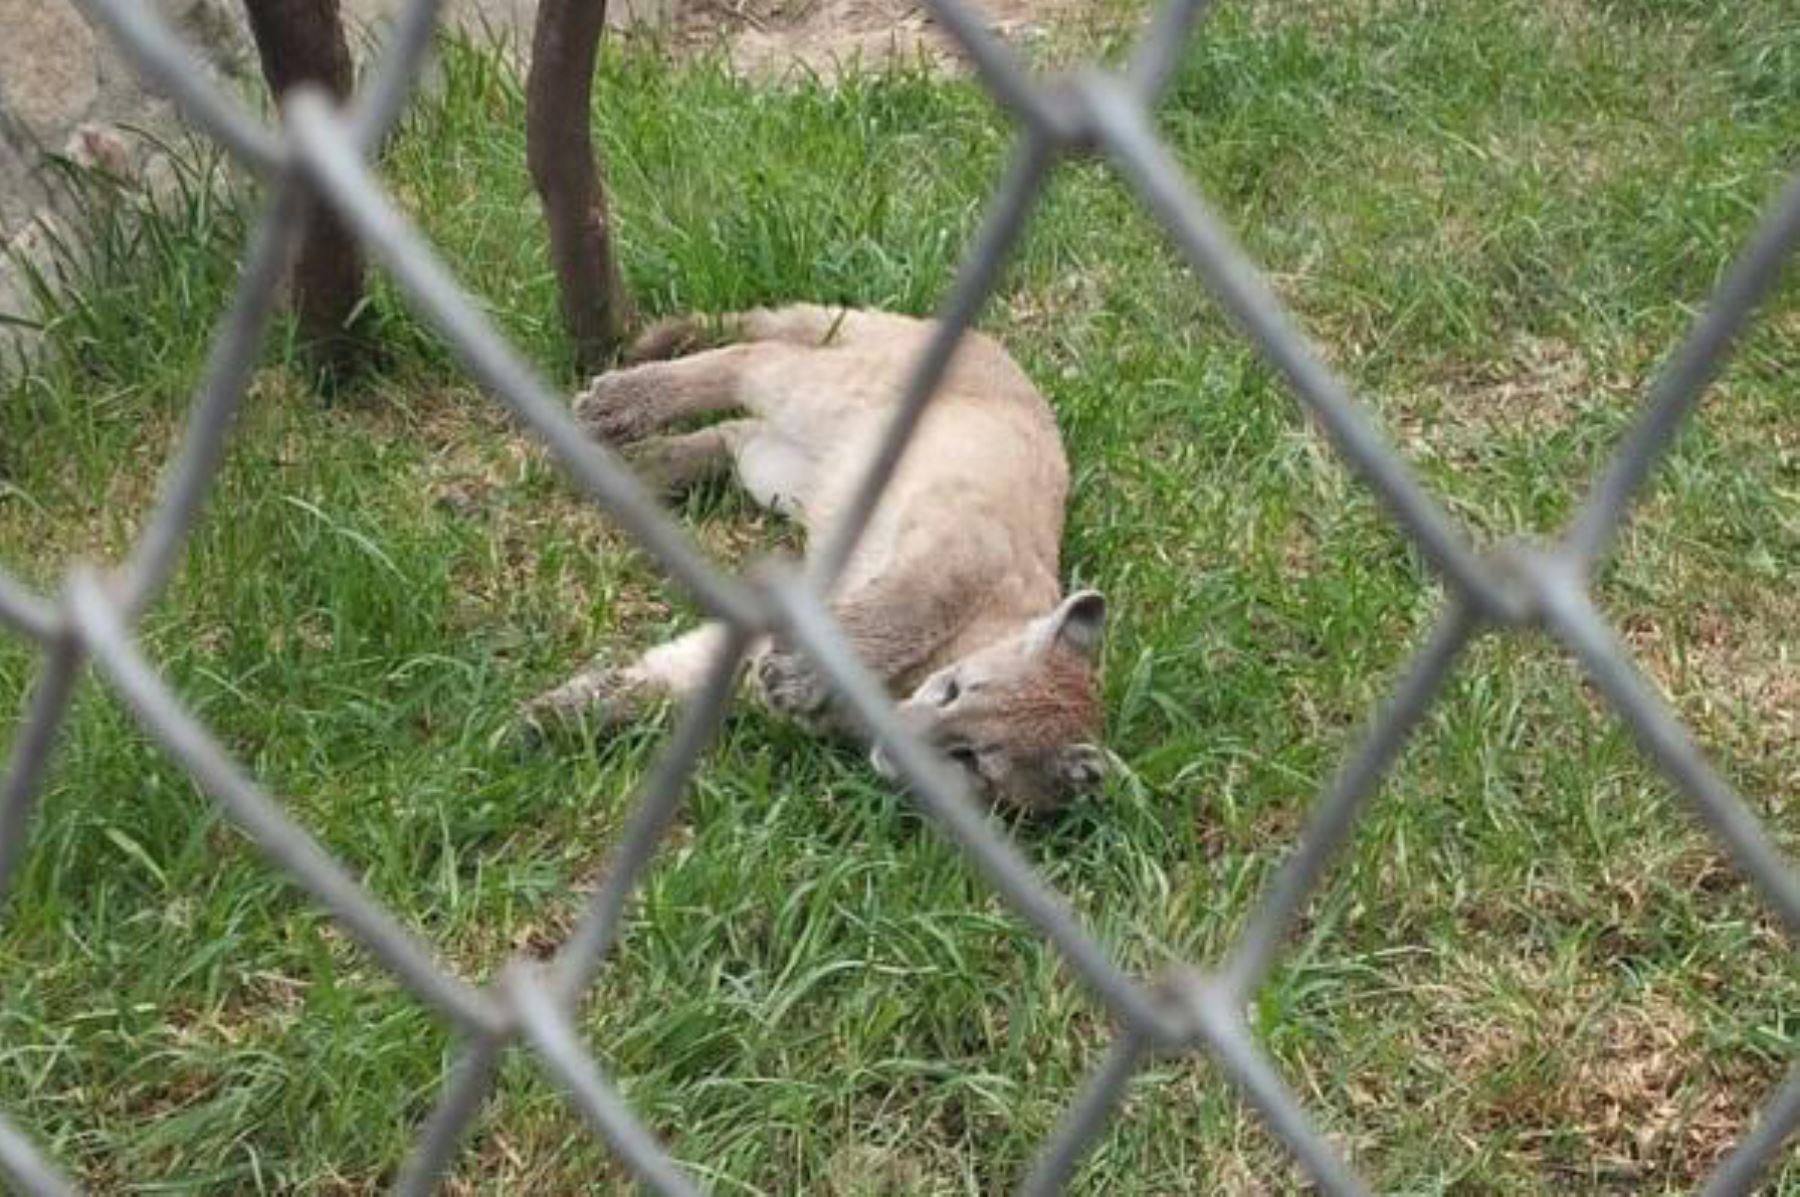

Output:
xmin=524 ymin=304 xmax=1109 ymax=812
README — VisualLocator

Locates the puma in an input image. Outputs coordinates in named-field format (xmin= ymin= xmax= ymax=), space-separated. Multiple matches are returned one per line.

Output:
xmin=524 ymin=304 xmax=1109 ymax=813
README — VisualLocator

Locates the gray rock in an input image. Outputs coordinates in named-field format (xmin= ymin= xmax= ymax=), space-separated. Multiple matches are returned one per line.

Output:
xmin=0 ymin=0 xmax=686 ymax=362
xmin=0 ymin=0 xmax=100 ymax=144
xmin=0 ymin=0 xmax=688 ymax=359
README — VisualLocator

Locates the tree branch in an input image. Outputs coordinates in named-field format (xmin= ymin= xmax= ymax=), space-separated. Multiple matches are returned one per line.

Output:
xmin=527 ymin=0 xmax=634 ymax=374
xmin=242 ymin=0 xmax=368 ymax=382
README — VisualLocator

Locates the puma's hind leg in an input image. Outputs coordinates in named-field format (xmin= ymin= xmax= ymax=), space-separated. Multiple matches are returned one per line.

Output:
xmin=622 ymin=314 xmax=720 ymax=364
xmin=628 ymin=417 xmax=817 ymax=516
xmin=622 ymin=307 xmax=843 ymax=364
xmin=621 ymin=304 xmax=921 ymax=365
xmin=573 ymin=342 xmax=797 ymax=445
xmin=625 ymin=419 xmax=761 ymax=497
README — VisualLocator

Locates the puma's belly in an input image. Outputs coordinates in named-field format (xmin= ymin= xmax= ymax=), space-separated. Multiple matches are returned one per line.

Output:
xmin=736 ymin=427 xmax=814 ymax=517
xmin=797 ymin=403 xmax=1062 ymax=593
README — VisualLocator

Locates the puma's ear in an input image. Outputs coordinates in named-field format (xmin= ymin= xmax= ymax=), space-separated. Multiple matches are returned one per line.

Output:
xmin=1039 ymin=590 xmax=1106 ymax=660
xmin=1055 ymin=743 xmax=1110 ymax=793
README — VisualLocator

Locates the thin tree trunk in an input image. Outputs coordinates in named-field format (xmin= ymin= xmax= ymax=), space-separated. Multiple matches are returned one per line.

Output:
xmin=528 ymin=0 xmax=633 ymax=374
xmin=242 ymin=0 xmax=366 ymax=381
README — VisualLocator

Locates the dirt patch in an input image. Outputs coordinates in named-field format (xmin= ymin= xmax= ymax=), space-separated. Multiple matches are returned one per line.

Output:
xmin=820 ymin=1140 xmax=966 ymax=1195
xmin=1001 ymin=262 xmax=1115 ymax=338
xmin=1387 ymin=334 xmax=1610 ymax=466
xmin=661 ymin=0 xmax=1090 ymax=78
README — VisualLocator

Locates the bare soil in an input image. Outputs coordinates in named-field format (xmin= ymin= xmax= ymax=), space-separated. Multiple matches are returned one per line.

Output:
xmin=657 ymin=0 xmax=1089 ymax=77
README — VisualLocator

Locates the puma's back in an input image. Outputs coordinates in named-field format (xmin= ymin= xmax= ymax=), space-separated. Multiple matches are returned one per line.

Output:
xmin=742 ymin=311 xmax=1074 ymax=644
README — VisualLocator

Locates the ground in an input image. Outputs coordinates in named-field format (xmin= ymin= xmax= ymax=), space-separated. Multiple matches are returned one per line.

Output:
xmin=661 ymin=0 xmax=1095 ymax=77
xmin=0 ymin=0 xmax=1796 ymax=1193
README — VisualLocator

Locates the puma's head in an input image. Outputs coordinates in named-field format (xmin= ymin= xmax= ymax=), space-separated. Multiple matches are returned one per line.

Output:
xmin=872 ymin=590 xmax=1109 ymax=814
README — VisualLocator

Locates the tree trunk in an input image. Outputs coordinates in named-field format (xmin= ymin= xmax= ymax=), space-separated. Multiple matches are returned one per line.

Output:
xmin=242 ymin=0 xmax=366 ymax=381
xmin=527 ymin=0 xmax=633 ymax=374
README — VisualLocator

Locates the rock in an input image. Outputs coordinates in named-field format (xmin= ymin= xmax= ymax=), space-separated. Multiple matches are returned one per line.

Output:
xmin=0 ymin=0 xmax=580 ymax=363
xmin=164 ymin=0 xmax=257 ymax=80
xmin=0 ymin=0 xmax=100 ymax=144
xmin=63 ymin=124 xmax=134 ymax=180
xmin=0 ymin=0 xmax=688 ymax=362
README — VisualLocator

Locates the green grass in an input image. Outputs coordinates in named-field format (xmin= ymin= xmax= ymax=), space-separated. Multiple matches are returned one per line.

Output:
xmin=2 ymin=0 xmax=1797 ymax=1191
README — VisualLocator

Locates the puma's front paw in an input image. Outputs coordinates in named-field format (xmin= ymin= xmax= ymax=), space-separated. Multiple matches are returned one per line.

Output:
xmin=754 ymin=646 xmax=832 ymax=724
xmin=516 ymin=660 xmax=649 ymax=747
xmin=572 ymin=371 xmax=658 ymax=445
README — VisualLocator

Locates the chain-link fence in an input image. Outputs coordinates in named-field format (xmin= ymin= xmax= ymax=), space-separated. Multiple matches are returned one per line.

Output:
xmin=1 ymin=0 xmax=1796 ymax=1192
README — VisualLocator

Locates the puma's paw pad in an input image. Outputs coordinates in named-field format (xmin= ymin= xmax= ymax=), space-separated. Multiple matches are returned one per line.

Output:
xmin=572 ymin=372 xmax=657 ymax=445
xmin=755 ymin=649 xmax=831 ymax=722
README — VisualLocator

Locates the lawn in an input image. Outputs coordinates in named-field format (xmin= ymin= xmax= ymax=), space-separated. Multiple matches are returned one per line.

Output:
xmin=1 ymin=0 xmax=1796 ymax=1191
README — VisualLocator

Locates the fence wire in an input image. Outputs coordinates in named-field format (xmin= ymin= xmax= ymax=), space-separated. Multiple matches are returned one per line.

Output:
xmin=1 ymin=0 xmax=1796 ymax=1191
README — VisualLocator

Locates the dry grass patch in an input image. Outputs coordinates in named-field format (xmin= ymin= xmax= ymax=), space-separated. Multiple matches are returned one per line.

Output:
xmin=1402 ymin=954 xmax=1762 ymax=1188
xmin=1615 ymin=579 xmax=1800 ymax=773
xmin=1388 ymin=334 xmax=1612 ymax=465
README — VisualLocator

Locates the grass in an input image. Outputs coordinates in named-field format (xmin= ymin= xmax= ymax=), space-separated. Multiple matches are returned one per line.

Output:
xmin=1 ymin=0 xmax=1797 ymax=1191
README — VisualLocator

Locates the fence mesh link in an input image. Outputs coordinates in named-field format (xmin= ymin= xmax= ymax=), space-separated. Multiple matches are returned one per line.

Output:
xmin=1 ymin=0 xmax=1796 ymax=1191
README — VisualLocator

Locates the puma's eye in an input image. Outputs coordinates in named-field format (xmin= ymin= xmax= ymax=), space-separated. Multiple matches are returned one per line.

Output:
xmin=938 ymin=678 xmax=961 ymax=706
xmin=945 ymin=744 xmax=979 ymax=770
